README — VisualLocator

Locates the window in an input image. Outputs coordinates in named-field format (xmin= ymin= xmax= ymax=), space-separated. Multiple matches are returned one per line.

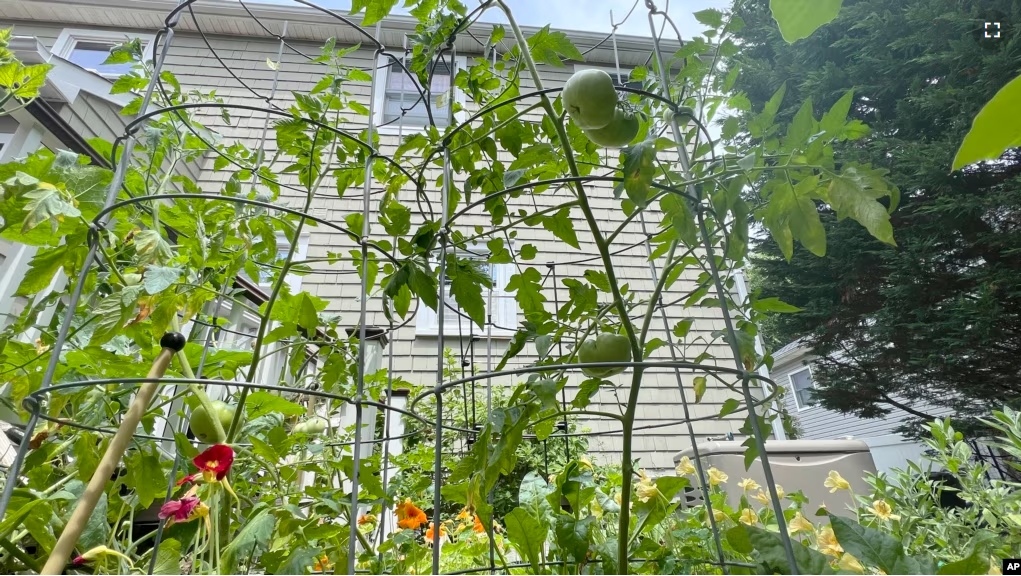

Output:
xmin=415 ymin=253 xmax=517 ymax=338
xmin=788 ymin=367 xmax=817 ymax=410
xmin=373 ymin=55 xmax=466 ymax=133
xmin=52 ymin=29 xmax=153 ymax=79
xmin=245 ymin=234 xmax=309 ymax=293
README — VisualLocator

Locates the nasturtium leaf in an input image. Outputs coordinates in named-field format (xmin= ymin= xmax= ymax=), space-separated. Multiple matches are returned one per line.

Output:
xmin=954 ymin=74 xmax=1021 ymax=170
xmin=769 ymin=0 xmax=843 ymax=43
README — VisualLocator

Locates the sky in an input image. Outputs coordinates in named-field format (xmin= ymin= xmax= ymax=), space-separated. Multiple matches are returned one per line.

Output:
xmin=250 ymin=0 xmax=734 ymax=40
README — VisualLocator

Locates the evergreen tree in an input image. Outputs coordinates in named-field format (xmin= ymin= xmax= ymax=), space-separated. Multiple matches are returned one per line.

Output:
xmin=732 ymin=0 xmax=1021 ymax=433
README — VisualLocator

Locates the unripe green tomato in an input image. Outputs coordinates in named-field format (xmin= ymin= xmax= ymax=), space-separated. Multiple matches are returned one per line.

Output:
xmin=583 ymin=109 xmax=640 ymax=148
xmin=562 ymin=69 xmax=619 ymax=130
xmin=189 ymin=400 xmax=235 ymax=443
xmin=293 ymin=416 xmax=328 ymax=435
xmin=578 ymin=333 xmax=633 ymax=378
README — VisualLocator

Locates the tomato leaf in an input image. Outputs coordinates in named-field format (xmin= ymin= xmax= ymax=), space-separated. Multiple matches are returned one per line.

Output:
xmin=526 ymin=25 xmax=583 ymax=68
xmin=622 ymin=140 xmax=656 ymax=208
xmin=954 ymin=73 xmax=1021 ymax=170
xmin=769 ymin=0 xmax=843 ymax=43
xmin=542 ymin=207 xmax=580 ymax=249
xmin=245 ymin=391 xmax=306 ymax=418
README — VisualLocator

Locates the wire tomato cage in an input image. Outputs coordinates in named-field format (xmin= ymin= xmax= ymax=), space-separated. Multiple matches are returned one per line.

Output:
xmin=0 ymin=0 xmax=800 ymax=574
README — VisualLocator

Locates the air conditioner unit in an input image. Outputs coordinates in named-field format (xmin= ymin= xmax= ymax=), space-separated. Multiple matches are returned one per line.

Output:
xmin=674 ymin=440 xmax=877 ymax=518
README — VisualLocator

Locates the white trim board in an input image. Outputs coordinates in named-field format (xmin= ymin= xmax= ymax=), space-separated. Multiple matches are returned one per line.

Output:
xmin=52 ymin=28 xmax=154 ymax=80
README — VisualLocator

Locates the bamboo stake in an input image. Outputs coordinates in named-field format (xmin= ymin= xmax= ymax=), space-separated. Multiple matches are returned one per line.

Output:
xmin=42 ymin=332 xmax=186 ymax=574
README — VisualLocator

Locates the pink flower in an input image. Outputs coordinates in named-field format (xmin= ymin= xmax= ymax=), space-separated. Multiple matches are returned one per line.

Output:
xmin=159 ymin=495 xmax=201 ymax=523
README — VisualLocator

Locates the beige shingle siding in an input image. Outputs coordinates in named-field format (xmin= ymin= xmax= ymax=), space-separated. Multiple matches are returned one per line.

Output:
xmin=8 ymin=19 xmax=744 ymax=473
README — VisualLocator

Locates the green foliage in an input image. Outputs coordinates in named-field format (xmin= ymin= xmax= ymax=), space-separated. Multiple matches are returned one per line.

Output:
xmin=738 ymin=0 xmax=1021 ymax=435
xmin=768 ymin=0 xmax=843 ymax=43
xmin=954 ymin=74 xmax=1021 ymax=169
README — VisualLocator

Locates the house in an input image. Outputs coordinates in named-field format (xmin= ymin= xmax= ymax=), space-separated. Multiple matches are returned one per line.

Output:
xmin=769 ymin=339 xmax=950 ymax=474
xmin=0 ymin=0 xmax=767 ymax=476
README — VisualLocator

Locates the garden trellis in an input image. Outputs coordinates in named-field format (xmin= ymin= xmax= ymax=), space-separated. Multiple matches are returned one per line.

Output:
xmin=0 ymin=0 xmax=900 ymax=574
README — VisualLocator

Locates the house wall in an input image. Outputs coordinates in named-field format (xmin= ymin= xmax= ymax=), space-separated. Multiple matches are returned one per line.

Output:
xmin=772 ymin=350 xmax=922 ymax=439
xmin=3 ymin=17 xmax=750 ymax=473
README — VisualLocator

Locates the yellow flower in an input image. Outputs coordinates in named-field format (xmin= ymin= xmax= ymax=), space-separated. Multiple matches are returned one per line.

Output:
xmin=712 ymin=508 xmax=727 ymax=523
xmin=775 ymin=484 xmax=785 ymax=499
xmin=578 ymin=456 xmax=594 ymax=470
xmin=614 ymin=492 xmax=622 ymax=506
xmin=635 ymin=470 xmax=659 ymax=503
xmin=824 ymin=470 xmax=851 ymax=493
xmin=737 ymin=478 xmax=761 ymax=492
xmin=739 ymin=508 xmax=758 ymax=525
xmin=707 ymin=467 xmax=728 ymax=486
xmin=675 ymin=456 xmax=696 ymax=476
xmin=867 ymin=499 xmax=900 ymax=521
xmin=753 ymin=490 xmax=770 ymax=506
xmin=455 ymin=507 xmax=471 ymax=521
xmin=788 ymin=511 xmax=814 ymax=534
xmin=838 ymin=553 xmax=865 ymax=573
xmin=817 ymin=525 xmax=843 ymax=557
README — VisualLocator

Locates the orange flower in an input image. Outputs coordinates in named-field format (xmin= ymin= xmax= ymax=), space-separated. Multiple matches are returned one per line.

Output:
xmin=358 ymin=513 xmax=377 ymax=525
xmin=456 ymin=507 xmax=472 ymax=521
xmin=472 ymin=515 xmax=486 ymax=533
xmin=312 ymin=555 xmax=332 ymax=571
xmin=395 ymin=498 xmax=428 ymax=530
xmin=424 ymin=522 xmax=447 ymax=544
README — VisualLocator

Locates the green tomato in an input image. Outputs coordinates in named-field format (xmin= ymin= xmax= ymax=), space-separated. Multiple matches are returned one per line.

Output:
xmin=578 ymin=333 xmax=633 ymax=378
xmin=583 ymin=109 xmax=640 ymax=148
xmin=293 ymin=416 xmax=328 ymax=435
xmin=562 ymin=69 xmax=618 ymax=130
xmin=189 ymin=400 xmax=235 ymax=443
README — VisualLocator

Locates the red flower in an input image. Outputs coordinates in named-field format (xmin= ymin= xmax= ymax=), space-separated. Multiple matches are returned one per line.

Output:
xmin=159 ymin=495 xmax=200 ymax=523
xmin=178 ymin=444 xmax=234 ymax=485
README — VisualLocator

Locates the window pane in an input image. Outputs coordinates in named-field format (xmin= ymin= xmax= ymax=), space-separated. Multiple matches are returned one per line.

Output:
xmin=68 ymin=41 xmax=132 ymax=76
xmin=384 ymin=61 xmax=453 ymax=127
xmin=790 ymin=369 xmax=816 ymax=407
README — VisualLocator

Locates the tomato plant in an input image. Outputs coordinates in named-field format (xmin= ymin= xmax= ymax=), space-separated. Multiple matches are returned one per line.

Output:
xmin=0 ymin=1 xmax=930 ymax=574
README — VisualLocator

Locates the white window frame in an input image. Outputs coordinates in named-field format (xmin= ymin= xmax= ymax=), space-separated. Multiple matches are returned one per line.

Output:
xmin=52 ymin=28 xmax=154 ymax=79
xmin=788 ymin=366 xmax=818 ymax=411
xmin=372 ymin=54 xmax=468 ymax=136
xmin=415 ymin=250 xmax=517 ymax=338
